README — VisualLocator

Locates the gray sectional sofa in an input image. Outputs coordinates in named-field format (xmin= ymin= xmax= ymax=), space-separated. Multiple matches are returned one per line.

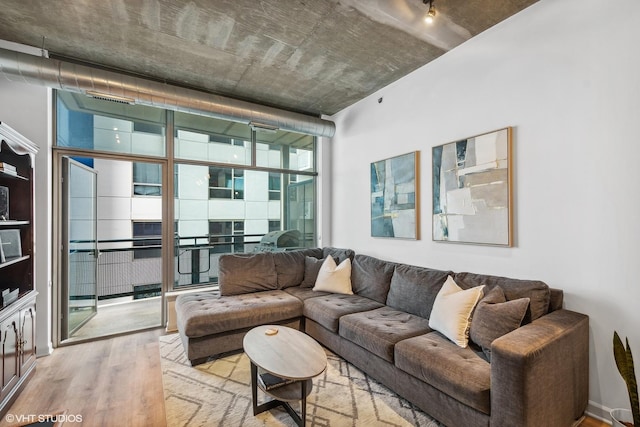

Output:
xmin=175 ymin=247 xmax=589 ymax=427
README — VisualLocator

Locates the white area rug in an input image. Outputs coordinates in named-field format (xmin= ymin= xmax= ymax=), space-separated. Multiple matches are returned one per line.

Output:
xmin=160 ymin=333 xmax=441 ymax=426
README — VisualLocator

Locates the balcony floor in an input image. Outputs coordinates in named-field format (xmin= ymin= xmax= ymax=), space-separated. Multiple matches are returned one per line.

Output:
xmin=67 ymin=296 xmax=163 ymax=342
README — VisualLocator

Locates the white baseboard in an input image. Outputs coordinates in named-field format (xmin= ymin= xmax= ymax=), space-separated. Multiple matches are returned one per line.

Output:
xmin=586 ymin=400 xmax=613 ymax=425
xmin=36 ymin=341 xmax=54 ymax=358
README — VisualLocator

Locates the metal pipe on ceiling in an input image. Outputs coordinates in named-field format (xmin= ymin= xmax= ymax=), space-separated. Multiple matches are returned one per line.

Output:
xmin=0 ymin=47 xmax=336 ymax=138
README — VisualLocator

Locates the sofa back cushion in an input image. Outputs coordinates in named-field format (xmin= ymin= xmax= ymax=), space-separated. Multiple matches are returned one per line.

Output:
xmin=299 ymin=247 xmax=324 ymax=259
xmin=453 ymin=272 xmax=550 ymax=322
xmin=301 ymin=256 xmax=326 ymax=288
xmin=272 ymin=250 xmax=307 ymax=288
xmin=322 ymin=247 xmax=355 ymax=263
xmin=351 ymin=254 xmax=396 ymax=303
xmin=218 ymin=253 xmax=277 ymax=296
xmin=386 ymin=264 xmax=452 ymax=319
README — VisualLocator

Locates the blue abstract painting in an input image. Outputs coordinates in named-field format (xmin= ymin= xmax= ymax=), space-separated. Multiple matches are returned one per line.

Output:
xmin=371 ymin=151 xmax=419 ymax=239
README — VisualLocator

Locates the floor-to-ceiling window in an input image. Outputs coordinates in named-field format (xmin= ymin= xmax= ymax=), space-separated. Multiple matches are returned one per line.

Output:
xmin=54 ymin=90 xmax=317 ymax=343
xmin=172 ymin=111 xmax=316 ymax=288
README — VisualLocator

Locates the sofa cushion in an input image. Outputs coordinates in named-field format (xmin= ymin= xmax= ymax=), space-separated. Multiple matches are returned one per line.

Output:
xmin=453 ymin=272 xmax=550 ymax=322
xmin=386 ymin=264 xmax=452 ymax=319
xmin=176 ymin=290 xmax=303 ymax=338
xmin=297 ymin=247 xmax=323 ymax=258
xmin=313 ymin=257 xmax=353 ymax=295
xmin=272 ymin=250 xmax=306 ymax=288
xmin=395 ymin=332 xmax=491 ymax=415
xmin=469 ymin=286 xmax=529 ymax=361
xmin=283 ymin=286 xmax=330 ymax=301
xmin=428 ymin=276 xmax=484 ymax=348
xmin=323 ymin=247 xmax=355 ymax=263
xmin=301 ymin=256 xmax=326 ymax=288
xmin=339 ymin=306 xmax=431 ymax=362
xmin=218 ymin=253 xmax=277 ymax=296
xmin=351 ymin=254 xmax=396 ymax=303
xmin=303 ymin=294 xmax=384 ymax=332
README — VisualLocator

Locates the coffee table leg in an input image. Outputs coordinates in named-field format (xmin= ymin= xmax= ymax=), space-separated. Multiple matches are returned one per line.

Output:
xmin=249 ymin=359 xmax=308 ymax=426
xmin=300 ymin=380 xmax=307 ymax=426
xmin=251 ymin=362 xmax=259 ymax=415
xmin=251 ymin=362 xmax=287 ymax=417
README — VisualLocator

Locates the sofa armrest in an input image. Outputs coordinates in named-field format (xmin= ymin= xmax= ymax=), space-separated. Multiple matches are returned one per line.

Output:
xmin=490 ymin=309 xmax=589 ymax=427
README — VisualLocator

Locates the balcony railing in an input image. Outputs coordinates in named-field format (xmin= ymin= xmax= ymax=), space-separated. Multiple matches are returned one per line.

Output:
xmin=68 ymin=231 xmax=312 ymax=300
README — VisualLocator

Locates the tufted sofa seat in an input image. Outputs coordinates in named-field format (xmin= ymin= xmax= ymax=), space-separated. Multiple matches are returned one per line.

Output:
xmin=175 ymin=247 xmax=589 ymax=427
xmin=395 ymin=332 xmax=492 ymax=414
xmin=339 ymin=306 xmax=431 ymax=362
xmin=302 ymin=293 xmax=384 ymax=331
xmin=176 ymin=290 xmax=303 ymax=364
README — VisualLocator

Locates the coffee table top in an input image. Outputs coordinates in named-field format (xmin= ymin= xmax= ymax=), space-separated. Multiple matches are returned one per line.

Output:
xmin=243 ymin=325 xmax=327 ymax=380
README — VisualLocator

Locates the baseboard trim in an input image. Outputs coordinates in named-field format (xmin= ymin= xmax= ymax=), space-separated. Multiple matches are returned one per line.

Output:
xmin=586 ymin=400 xmax=613 ymax=425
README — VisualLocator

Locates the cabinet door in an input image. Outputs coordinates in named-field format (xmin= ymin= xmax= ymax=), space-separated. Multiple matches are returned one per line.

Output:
xmin=0 ymin=314 xmax=19 ymax=402
xmin=19 ymin=304 xmax=36 ymax=375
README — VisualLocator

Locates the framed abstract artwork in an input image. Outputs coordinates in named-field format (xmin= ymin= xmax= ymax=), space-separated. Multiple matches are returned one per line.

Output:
xmin=432 ymin=127 xmax=513 ymax=246
xmin=371 ymin=151 xmax=419 ymax=239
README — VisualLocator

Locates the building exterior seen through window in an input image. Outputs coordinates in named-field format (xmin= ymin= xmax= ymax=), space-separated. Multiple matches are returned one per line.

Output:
xmin=55 ymin=90 xmax=317 ymax=296
xmin=133 ymin=162 xmax=162 ymax=196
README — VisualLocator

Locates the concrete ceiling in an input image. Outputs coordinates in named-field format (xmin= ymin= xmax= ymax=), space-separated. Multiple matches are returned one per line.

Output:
xmin=0 ymin=0 xmax=537 ymax=117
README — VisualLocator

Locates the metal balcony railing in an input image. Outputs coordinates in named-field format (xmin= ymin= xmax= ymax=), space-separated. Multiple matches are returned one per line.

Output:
xmin=68 ymin=231 xmax=313 ymax=300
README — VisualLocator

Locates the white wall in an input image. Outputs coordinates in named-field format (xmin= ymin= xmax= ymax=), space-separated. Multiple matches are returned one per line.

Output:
xmin=0 ymin=78 xmax=52 ymax=356
xmin=329 ymin=0 xmax=640 ymax=419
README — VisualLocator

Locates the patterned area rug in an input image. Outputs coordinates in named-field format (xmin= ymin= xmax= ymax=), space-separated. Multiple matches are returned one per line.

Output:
xmin=160 ymin=333 xmax=441 ymax=426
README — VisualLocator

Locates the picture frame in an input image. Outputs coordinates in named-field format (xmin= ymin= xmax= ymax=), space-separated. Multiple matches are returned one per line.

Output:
xmin=0 ymin=229 xmax=22 ymax=260
xmin=432 ymin=127 xmax=513 ymax=246
xmin=370 ymin=151 xmax=420 ymax=239
xmin=0 ymin=186 xmax=8 ymax=220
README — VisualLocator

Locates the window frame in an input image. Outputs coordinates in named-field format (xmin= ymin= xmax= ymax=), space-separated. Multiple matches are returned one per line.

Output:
xmin=54 ymin=89 xmax=319 ymax=294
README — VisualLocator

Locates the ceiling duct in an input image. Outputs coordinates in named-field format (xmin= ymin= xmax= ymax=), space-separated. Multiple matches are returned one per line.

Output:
xmin=0 ymin=47 xmax=336 ymax=138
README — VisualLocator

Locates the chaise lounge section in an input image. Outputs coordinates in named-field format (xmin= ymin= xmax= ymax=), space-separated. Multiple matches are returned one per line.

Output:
xmin=175 ymin=247 xmax=589 ymax=427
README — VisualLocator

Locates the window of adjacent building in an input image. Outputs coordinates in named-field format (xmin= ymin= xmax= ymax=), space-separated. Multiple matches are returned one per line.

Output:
xmin=209 ymin=167 xmax=244 ymax=199
xmin=209 ymin=221 xmax=244 ymax=254
xmin=134 ymin=122 xmax=164 ymax=135
xmin=133 ymin=221 xmax=162 ymax=259
xmin=133 ymin=162 xmax=162 ymax=196
xmin=268 ymin=172 xmax=281 ymax=201
xmin=269 ymin=220 xmax=281 ymax=232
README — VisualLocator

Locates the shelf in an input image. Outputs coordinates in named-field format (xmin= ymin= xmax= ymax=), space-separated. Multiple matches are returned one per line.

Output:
xmin=259 ymin=379 xmax=313 ymax=402
xmin=0 ymin=220 xmax=29 ymax=227
xmin=0 ymin=169 xmax=28 ymax=181
xmin=0 ymin=255 xmax=29 ymax=269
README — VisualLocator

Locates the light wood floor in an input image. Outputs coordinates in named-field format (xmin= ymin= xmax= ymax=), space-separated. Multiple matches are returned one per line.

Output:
xmin=0 ymin=329 xmax=166 ymax=427
xmin=0 ymin=329 xmax=610 ymax=427
xmin=579 ymin=418 xmax=610 ymax=427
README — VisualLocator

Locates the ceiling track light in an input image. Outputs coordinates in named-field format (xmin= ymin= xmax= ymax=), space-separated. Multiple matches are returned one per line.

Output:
xmin=423 ymin=0 xmax=436 ymax=24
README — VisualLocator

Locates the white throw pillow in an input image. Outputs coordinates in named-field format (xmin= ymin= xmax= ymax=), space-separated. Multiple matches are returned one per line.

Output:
xmin=428 ymin=275 xmax=484 ymax=348
xmin=313 ymin=257 xmax=353 ymax=295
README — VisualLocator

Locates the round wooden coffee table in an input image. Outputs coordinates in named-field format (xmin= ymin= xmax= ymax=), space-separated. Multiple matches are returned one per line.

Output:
xmin=243 ymin=325 xmax=327 ymax=426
